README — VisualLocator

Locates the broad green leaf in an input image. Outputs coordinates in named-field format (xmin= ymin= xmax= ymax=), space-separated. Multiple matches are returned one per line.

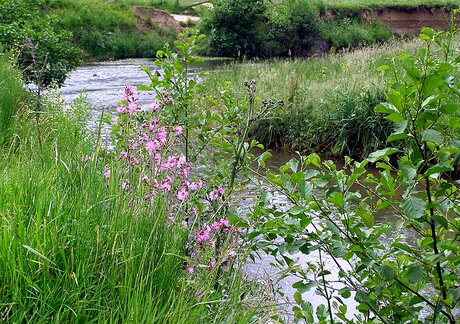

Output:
xmin=227 ymin=213 xmax=248 ymax=228
xmin=424 ymin=163 xmax=453 ymax=176
xmin=422 ymin=129 xmax=444 ymax=145
xmin=289 ymin=206 xmax=307 ymax=216
xmin=368 ymin=148 xmax=400 ymax=163
xmin=289 ymin=159 xmax=299 ymax=173
xmin=340 ymin=287 xmax=352 ymax=298
xmin=292 ymin=280 xmax=318 ymax=293
xmin=400 ymin=196 xmax=426 ymax=219
xmin=305 ymin=153 xmax=321 ymax=168
xmin=420 ymin=27 xmax=435 ymax=38
xmin=398 ymin=157 xmax=417 ymax=181
xmin=422 ymin=93 xmax=446 ymax=108
xmin=432 ymin=214 xmax=448 ymax=229
xmin=257 ymin=151 xmax=272 ymax=168
xmin=379 ymin=264 xmax=395 ymax=280
xmin=422 ymin=74 xmax=444 ymax=97
xmin=375 ymin=102 xmax=399 ymax=114
xmin=406 ymin=265 xmax=424 ymax=284
xmin=440 ymin=103 xmax=458 ymax=115
xmin=377 ymin=65 xmax=390 ymax=72
xmin=356 ymin=208 xmax=375 ymax=228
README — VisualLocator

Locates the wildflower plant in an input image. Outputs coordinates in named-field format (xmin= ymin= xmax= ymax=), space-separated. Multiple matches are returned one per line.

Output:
xmin=104 ymin=29 xmax=277 ymax=303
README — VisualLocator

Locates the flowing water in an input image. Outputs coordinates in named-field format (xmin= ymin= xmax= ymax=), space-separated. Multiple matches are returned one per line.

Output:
xmin=60 ymin=59 xmax=432 ymax=322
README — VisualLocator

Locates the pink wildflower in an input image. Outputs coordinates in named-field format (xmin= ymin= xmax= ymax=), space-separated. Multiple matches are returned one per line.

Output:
xmin=142 ymin=176 xmax=149 ymax=184
xmin=219 ymin=218 xmax=229 ymax=228
xmin=151 ymin=102 xmax=160 ymax=112
xmin=146 ymin=140 xmax=159 ymax=154
xmin=181 ymin=166 xmax=190 ymax=180
xmin=123 ymin=85 xmax=138 ymax=102
xmin=181 ymin=220 xmax=188 ymax=228
xmin=177 ymin=155 xmax=187 ymax=168
xmin=196 ymin=226 xmax=211 ymax=244
xmin=211 ymin=222 xmax=220 ymax=230
xmin=217 ymin=186 xmax=225 ymax=195
xmin=128 ymin=102 xmax=138 ymax=115
xmin=176 ymin=187 xmax=189 ymax=201
xmin=195 ymin=290 xmax=205 ymax=302
xmin=157 ymin=127 xmax=167 ymax=144
xmin=160 ymin=177 xmax=172 ymax=193
xmin=228 ymin=250 xmax=237 ymax=258
xmin=119 ymin=151 xmax=128 ymax=159
xmin=173 ymin=125 xmax=183 ymax=135
xmin=209 ymin=190 xmax=218 ymax=201
xmin=187 ymin=267 xmax=194 ymax=274
xmin=116 ymin=105 xmax=127 ymax=114
xmin=152 ymin=179 xmax=159 ymax=188
xmin=208 ymin=260 xmax=217 ymax=271
xmin=122 ymin=182 xmax=130 ymax=190
xmin=168 ymin=216 xmax=176 ymax=223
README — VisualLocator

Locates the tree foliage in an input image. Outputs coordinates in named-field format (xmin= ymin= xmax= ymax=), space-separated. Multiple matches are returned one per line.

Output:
xmin=0 ymin=0 xmax=80 ymax=87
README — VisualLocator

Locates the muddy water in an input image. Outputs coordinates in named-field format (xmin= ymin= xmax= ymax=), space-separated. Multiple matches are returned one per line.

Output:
xmin=60 ymin=59 xmax=416 ymax=321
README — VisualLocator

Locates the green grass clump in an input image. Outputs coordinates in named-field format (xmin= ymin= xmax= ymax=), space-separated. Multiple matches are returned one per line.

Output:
xmin=0 ymin=56 xmax=24 ymax=144
xmin=321 ymin=18 xmax=392 ymax=50
xmin=52 ymin=0 xmax=175 ymax=60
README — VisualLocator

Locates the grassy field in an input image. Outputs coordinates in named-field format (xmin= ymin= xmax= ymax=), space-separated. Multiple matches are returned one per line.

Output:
xmin=51 ymin=0 xmax=175 ymax=60
xmin=202 ymin=39 xmax=423 ymax=157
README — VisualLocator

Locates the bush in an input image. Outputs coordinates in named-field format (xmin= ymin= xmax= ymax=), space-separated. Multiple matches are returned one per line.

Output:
xmin=0 ymin=0 xmax=80 ymax=87
xmin=321 ymin=17 xmax=392 ymax=49
xmin=200 ymin=0 xmax=267 ymax=58
xmin=263 ymin=0 xmax=320 ymax=57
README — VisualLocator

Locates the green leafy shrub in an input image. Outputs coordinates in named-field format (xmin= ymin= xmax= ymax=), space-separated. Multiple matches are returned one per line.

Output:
xmin=0 ymin=0 xmax=80 ymax=86
xmin=250 ymin=19 xmax=460 ymax=323
xmin=200 ymin=0 xmax=267 ymax=58
xmin=53 ymin=0 xmax=175 ymax=60
xmin=321 ymin=16 xmax=392 ymax=49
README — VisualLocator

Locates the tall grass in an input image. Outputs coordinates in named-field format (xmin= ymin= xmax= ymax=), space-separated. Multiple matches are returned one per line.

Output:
xmin=0 ymin=90 xmax=264 ymax=322
xmin=202 ymin=39 xmax=425 ymax=157
xmin=0 ymin=56 xmax=23 ymax=144
xmin=204 ymin=34 xmax=460 ymax=158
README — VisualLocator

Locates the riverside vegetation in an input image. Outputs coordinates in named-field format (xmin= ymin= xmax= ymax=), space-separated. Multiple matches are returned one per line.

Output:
xmin=1 ymin=1 xmax=460 ymax=323
xmin=0 ymin=30 xmax=276 ymax=322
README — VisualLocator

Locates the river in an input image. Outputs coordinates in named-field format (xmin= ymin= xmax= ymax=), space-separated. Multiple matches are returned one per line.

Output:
xmin=59 ymin=58 xmax=429 ymax=322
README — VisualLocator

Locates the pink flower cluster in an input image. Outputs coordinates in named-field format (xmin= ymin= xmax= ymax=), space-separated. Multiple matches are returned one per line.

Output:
xmin=209 ymin=186 xmax=225 ymax=201
xmin=116 ymin=86 xmax=141 ymax=116
xmin=195 ymin=218 xmax=230 ymax=245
